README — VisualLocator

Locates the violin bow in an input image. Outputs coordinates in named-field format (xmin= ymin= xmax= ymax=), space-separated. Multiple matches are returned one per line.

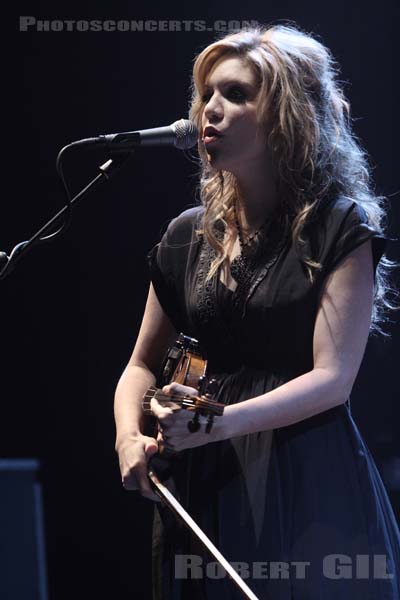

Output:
xmin=144 ymin=386 xmax=259 ymax=600
xmin=147 ymin=468 xmax=260 ymax=600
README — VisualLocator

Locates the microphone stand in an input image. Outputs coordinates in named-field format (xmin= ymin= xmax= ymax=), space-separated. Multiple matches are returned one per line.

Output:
xmin=0 ymin=153 xmax=131 ymax=281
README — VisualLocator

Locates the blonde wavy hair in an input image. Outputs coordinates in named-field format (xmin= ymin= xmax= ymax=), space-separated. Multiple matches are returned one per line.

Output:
xmin=188 ymin=23 xmax=398 ymax=336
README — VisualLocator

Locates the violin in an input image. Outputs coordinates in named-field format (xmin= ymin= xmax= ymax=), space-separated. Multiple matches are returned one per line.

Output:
xmin=142 ymin=332 xmax=224 ymax=437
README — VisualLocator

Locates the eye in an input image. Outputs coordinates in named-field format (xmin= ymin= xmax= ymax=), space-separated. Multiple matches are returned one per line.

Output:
xmin=226 ymin=85 xmax=246 ymax=102
xmin=201 ymin=91 xmax=212 ymax=103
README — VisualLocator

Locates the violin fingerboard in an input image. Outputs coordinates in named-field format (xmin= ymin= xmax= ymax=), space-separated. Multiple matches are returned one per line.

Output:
xmin=142 ymin=387 xmax=199 ymax=413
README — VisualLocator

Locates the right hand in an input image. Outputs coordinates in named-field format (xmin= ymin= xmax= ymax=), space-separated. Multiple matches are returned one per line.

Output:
xmin=117 ymin=434 xmax=160 ymax=502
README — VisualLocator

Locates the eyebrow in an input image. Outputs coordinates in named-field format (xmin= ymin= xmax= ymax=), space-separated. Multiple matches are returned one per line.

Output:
xmin=203 ymin=78 xmax=255 ymax=90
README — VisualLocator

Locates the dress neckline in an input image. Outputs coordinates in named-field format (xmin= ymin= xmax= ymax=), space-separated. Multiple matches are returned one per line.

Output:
xmin=218 ymin=278 xmax=234 ymax=294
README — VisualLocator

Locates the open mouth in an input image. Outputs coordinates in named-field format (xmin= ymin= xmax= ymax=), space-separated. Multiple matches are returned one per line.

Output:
xmin=203 ymin=127 xmax=223 ymax=145
xmin=204 ymin=134 xmax=221 ymax=145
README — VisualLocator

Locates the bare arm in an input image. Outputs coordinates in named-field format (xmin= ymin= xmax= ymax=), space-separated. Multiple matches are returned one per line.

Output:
xmin=114 ymin=282 xmax=176 ymax=447
xmin=114 ymin=283 xmax=176 ymax=498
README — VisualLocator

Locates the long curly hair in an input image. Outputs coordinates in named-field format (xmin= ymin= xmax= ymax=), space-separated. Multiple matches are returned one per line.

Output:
xmin=188 ymin=23 xmax=398 ymax=336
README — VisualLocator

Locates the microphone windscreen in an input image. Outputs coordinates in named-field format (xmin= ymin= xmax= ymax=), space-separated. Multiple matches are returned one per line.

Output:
xmin=172 ymin=119 xmax=199 ymax=150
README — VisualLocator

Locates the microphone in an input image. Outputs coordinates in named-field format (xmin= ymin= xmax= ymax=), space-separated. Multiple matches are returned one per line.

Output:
xmin=74 ymin=119 xmax=198 ymax=151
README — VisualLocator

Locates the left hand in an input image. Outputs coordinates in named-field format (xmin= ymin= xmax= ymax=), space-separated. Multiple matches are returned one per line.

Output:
xmin=150 ymin=382 xmax=216 ymax=452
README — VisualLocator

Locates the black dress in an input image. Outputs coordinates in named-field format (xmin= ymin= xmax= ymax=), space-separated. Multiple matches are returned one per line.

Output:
xmin=147 ymin=196 xmax=400 ymax=600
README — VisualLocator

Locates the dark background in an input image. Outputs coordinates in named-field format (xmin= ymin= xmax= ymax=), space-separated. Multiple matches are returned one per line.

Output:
xmin=2 ymin=1 xmax=399 ymax=598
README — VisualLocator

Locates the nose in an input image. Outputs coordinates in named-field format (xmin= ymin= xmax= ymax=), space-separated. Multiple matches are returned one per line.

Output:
xmin=204 ymin=92 xmax=223 ymax=122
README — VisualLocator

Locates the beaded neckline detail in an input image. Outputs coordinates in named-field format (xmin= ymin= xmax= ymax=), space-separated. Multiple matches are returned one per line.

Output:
xmin=195 ymin=211 xmax=290 ymax=332
xmin=230 ymin=203 xmax=280 ymax=287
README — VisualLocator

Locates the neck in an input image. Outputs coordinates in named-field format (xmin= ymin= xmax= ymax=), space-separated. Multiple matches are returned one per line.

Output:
xmin=234 ymin=159 xmax=279 ymax=232
xmin=235 ymin=182 xmax=278 ymax=234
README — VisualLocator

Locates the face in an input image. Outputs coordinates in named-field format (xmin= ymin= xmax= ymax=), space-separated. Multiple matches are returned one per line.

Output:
xmin=200 ymin=56 xmax=268 ymax=176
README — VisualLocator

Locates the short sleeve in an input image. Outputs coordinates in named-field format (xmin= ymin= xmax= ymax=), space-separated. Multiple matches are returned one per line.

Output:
xmin=147 ymin=241 xmax=181 ymax=330
xmin=318 ymin=198 xmax=387 ymax=280
xmin=146 ymin=206 xmax=203 ymax=332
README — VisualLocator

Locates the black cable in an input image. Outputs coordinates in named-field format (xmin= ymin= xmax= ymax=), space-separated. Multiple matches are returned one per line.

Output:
xmin=39 ymin=143 xmax=75 ymax=242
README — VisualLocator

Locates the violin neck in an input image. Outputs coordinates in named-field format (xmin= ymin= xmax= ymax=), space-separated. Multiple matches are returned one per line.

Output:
xmin=142 ymin=386 xmax=196 ymax=414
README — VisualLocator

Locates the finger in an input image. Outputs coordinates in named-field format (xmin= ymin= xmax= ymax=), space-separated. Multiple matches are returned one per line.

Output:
xmin=121 ymin=472 xmax=139 ymax=491
xmin=144 ymin=438 xmax=159 ymax=457
xmin=134 ymin=461 xmax=161 ymax=499
xmin=122 ymin=467 xmax=161 ymax=503
xmin=158 ymin=437 xmax=176 ymax=452
xmin=150 ymin=397 xmax=174 ymax=420
xmin=163 ymin=382 xmax=198 ymax=396
xmin=161 ymin=400 xmax=182 ymax=412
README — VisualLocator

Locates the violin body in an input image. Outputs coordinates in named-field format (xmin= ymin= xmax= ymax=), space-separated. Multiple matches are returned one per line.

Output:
xmin=158 ymin=332 xmax=208 ymax=390
xmin=142 ymin=333 xmax=223 ymax=478
xmin=143 ymin=332 xmax=223 ymax=419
